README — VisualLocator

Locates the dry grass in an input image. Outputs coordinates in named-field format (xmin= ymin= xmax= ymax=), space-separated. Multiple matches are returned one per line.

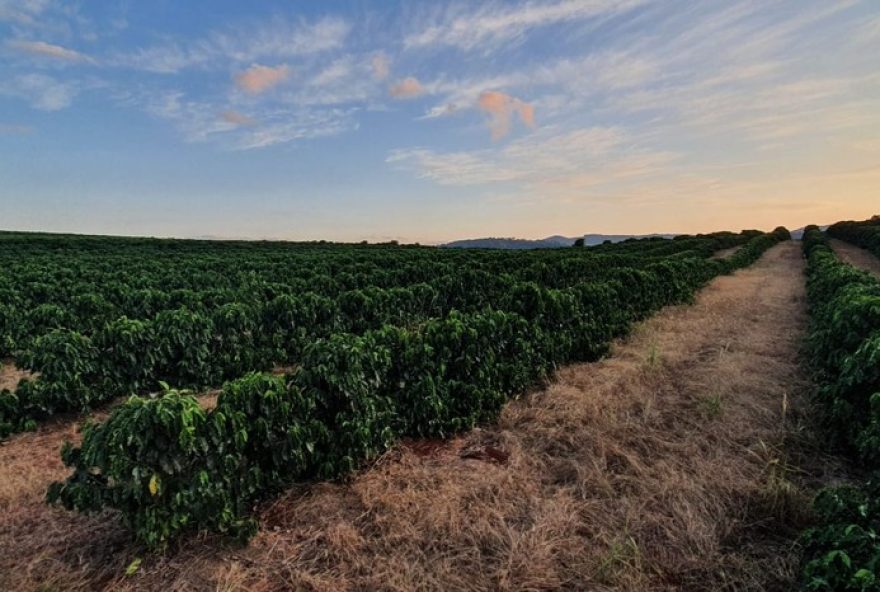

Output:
xmin=828 ymin=238 xmax=880 ymax=277
xmin=0 ymin=407 xmax=133 ymax=592
xmin=0 ymin=242 xmax=848 ymax=591
xmin=711 ymin=245 xmax=742 ymax=260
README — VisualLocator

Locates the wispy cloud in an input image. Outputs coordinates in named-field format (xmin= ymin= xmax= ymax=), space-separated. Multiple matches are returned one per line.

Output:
xmin=140 ymin=90 xmax=356 ymax=150
xmin=235 ymin=108 xmax=358 ymax=150
xmin=0 ymin=123 xmax=34 ymax=135
xmin=0 ymin=73 xmax=77 ymax=110
xmin=111 ymin=16 xmax=350 ymax=73
xmin=220 ymin=110 xmax=255 ymax=126
xmin=310 ymin=58 xmax=352 ymax=87
xmin=404 ymin=0 xmax=647 ymax=52
xmin=389 ymin=77 xmax=425 ymax=99
xmin=371 ymin=52 xmax=390 ymax=80
xmin=415 ymin=50 xmax=655 ymax=122
xmin=142 ymin=92 xmax=251 ymax=144
xmin=0 ymin=0 xmax=52 ymax=25
xmin=7 ymin=39 xmax=93 ymax=62
xmin=855 ymin=14 xmax=880 ymax=45
xmin=234 ymin=63 xmax=291 ymax=94
xmin=388 ymin=126 xmax=648 ymax=187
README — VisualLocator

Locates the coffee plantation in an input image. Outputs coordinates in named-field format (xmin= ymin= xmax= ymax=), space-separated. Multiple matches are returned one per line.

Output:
xmin=1 ymin=228 xmax=791 ymax=546
xmin=799 ymin=223 xmax=880 ymax=591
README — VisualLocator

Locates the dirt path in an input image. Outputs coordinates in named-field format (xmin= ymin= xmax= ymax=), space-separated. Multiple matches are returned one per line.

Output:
xmin=0 ymin=242 xmax=840 ymax=591
xmin=828 ymin=238 xmax=880 ymax=276
xmin=711 ymin=245 xmax=741 ymax=260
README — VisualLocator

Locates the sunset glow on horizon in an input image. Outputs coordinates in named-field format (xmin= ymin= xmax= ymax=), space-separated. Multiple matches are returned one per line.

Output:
xmin=0 ymin=0 xmax=877 ymax=242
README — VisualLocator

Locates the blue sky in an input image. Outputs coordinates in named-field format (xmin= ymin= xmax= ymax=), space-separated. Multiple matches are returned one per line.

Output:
xmin=1 ymin=0 xmax=878 ymax=243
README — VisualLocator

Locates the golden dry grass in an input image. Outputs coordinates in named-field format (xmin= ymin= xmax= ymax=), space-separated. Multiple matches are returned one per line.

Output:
xmin=0 ymin=242 xmax=847 ymax=591
xmin=710 ymin=245 xmax=742 ymax=260
xmin=828 ymin=238 xmax=880 ymax=277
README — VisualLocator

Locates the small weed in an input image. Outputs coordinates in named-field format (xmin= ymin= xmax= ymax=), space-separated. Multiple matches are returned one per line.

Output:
xmin=645 ymin=342 xmax=662 ymax=368
xmin=595 ymin=532 xmax=642 ymax=583
xmin=125 ymin=557 xmax=142 ymax=577
xmin=752 ymin=441 xmax=810 ymax=525
xmin=698 ymin=393 xmax=723 ymax=419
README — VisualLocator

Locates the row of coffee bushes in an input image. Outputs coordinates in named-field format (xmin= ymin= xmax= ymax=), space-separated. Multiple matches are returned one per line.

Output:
xmin=47 ymin=230 xmax=791 ymax=547
xmin=798 ymin=226 xmax=880 ymax=590
xmin=721 ymin=227 xmax=792 ymax=270
xmin=0 ymin=278 xmax=599 ymax=435
xmin=0 ymin=232 xmax=748 ymax=353
xmin=827 ymin=217 xmax=880 ymax=259
xmin=0 ymin=232 xmax=763 ymax=438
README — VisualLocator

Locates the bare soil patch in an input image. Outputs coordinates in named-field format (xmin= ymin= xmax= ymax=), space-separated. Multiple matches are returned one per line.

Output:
xmin=828 ymin=238 xmax=880 ymax=277
xmin=0 ymin=358 xmax=31 ymax=391
xmin=0 ymin=242 xmax=845 ymax=591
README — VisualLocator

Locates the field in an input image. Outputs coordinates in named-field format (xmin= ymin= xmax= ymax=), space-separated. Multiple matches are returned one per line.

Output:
xmin=1 ymin=221 xmax=879 ymax=591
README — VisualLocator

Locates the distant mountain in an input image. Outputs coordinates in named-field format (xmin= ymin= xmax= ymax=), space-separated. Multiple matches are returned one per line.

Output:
xmin=790 ymin=225 xmax=829 ymax=240
xmin=582 ymin=233 xmax=676 ymax=245
xmin=442 ymin=233 xmax=677 ymax=250
xmin=441 ymin=237 xmax=574 ymax=250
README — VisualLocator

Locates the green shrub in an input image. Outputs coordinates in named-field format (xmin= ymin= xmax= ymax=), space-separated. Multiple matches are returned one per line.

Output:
xmin=47 ymin=389 xmax=253 ymax=547
xmin=799 ymin=226 xmax=880 ymax=589
xmin=800 ymin=480 xmax=880 ymax=591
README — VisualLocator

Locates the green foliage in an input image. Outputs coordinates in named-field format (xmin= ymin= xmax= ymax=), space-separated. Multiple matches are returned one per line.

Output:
xmin=799 ymin=225 xmax=880 ymax=589
xmin=828 ymin=218 xmax=880 ymax=260
xmin=2 ymin=228 xmax=775 ymax=436
xmin=17 ymin=330 xmax=100 ymax=416
xmin=151 ymin=308 xmax=215 ymax=388
xmin=46 ymin=388 xmax=256 ymax=547
xmin=94 ymin=317 xmax=157 ymax=395
xmin=800 ymin=480 xmax=880 ymax=591
xmin=719 ymin=226 xmax=792 ymax=273
xmin=210 ymin=303 xmax=268 ymax=380
xmin=0 ymin=227 xmax=788 ymax=546
xmin=297 ymin=333 xmax=397 ymax=476
xmin=802 ymin=227 xmax=880 ymax=462
xmin=44 ymin=229 xmax=789 ymax=547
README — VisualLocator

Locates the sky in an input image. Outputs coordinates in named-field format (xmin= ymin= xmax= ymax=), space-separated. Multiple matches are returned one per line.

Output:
xmin=0 ymin=0 xmax=878 ymax=243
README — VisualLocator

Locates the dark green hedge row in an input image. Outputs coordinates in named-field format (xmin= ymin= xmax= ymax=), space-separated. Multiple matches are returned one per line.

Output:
xmin=0 ymin=232 xmax=761 ymax=437
xmin=799 ymin=226 xmax=880 ymax=591
xmin=0 ymin=230 xmax=751 ymax=358
xmin=828 ymin=217 xmax=880 ymax=259
xmin=802 ymin=227 xmax=880 ymax=464
xmin=722 ymin=227 xmax=792 ymax=270
xmin=47 ymin=230 xmax=790 ymax=547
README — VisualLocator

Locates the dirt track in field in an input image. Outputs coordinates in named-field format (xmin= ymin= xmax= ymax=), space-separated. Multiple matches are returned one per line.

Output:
xmin=828 ymin=238 xmax=880 ymax=277
xmin=0 ymin=242 xmax=846 ymax=591
xmin=711 ymin=245 xmax=741 ymax=260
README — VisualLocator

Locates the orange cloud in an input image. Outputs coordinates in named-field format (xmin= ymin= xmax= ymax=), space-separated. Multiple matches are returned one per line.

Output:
xmin=518 ymin=101 xmax=536 ymax=128
xmin=477 ymin=91 xmax=536 ymax=140
xmin=234 ymin=64 xmax=291 ymax=95
xmin=371 ymin=53 xmax=390 ymax=80
xmin=220 ymin=110 xmax=256 ymax=126
xmin=389 ymin=77 xmax=424 ymax=99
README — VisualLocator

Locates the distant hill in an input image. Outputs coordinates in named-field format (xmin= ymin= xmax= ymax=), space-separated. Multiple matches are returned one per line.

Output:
xmin=790 ymin=225 xmax=829 ymax=240
xmin=442 ymin=233 xmax=676 ymax=250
